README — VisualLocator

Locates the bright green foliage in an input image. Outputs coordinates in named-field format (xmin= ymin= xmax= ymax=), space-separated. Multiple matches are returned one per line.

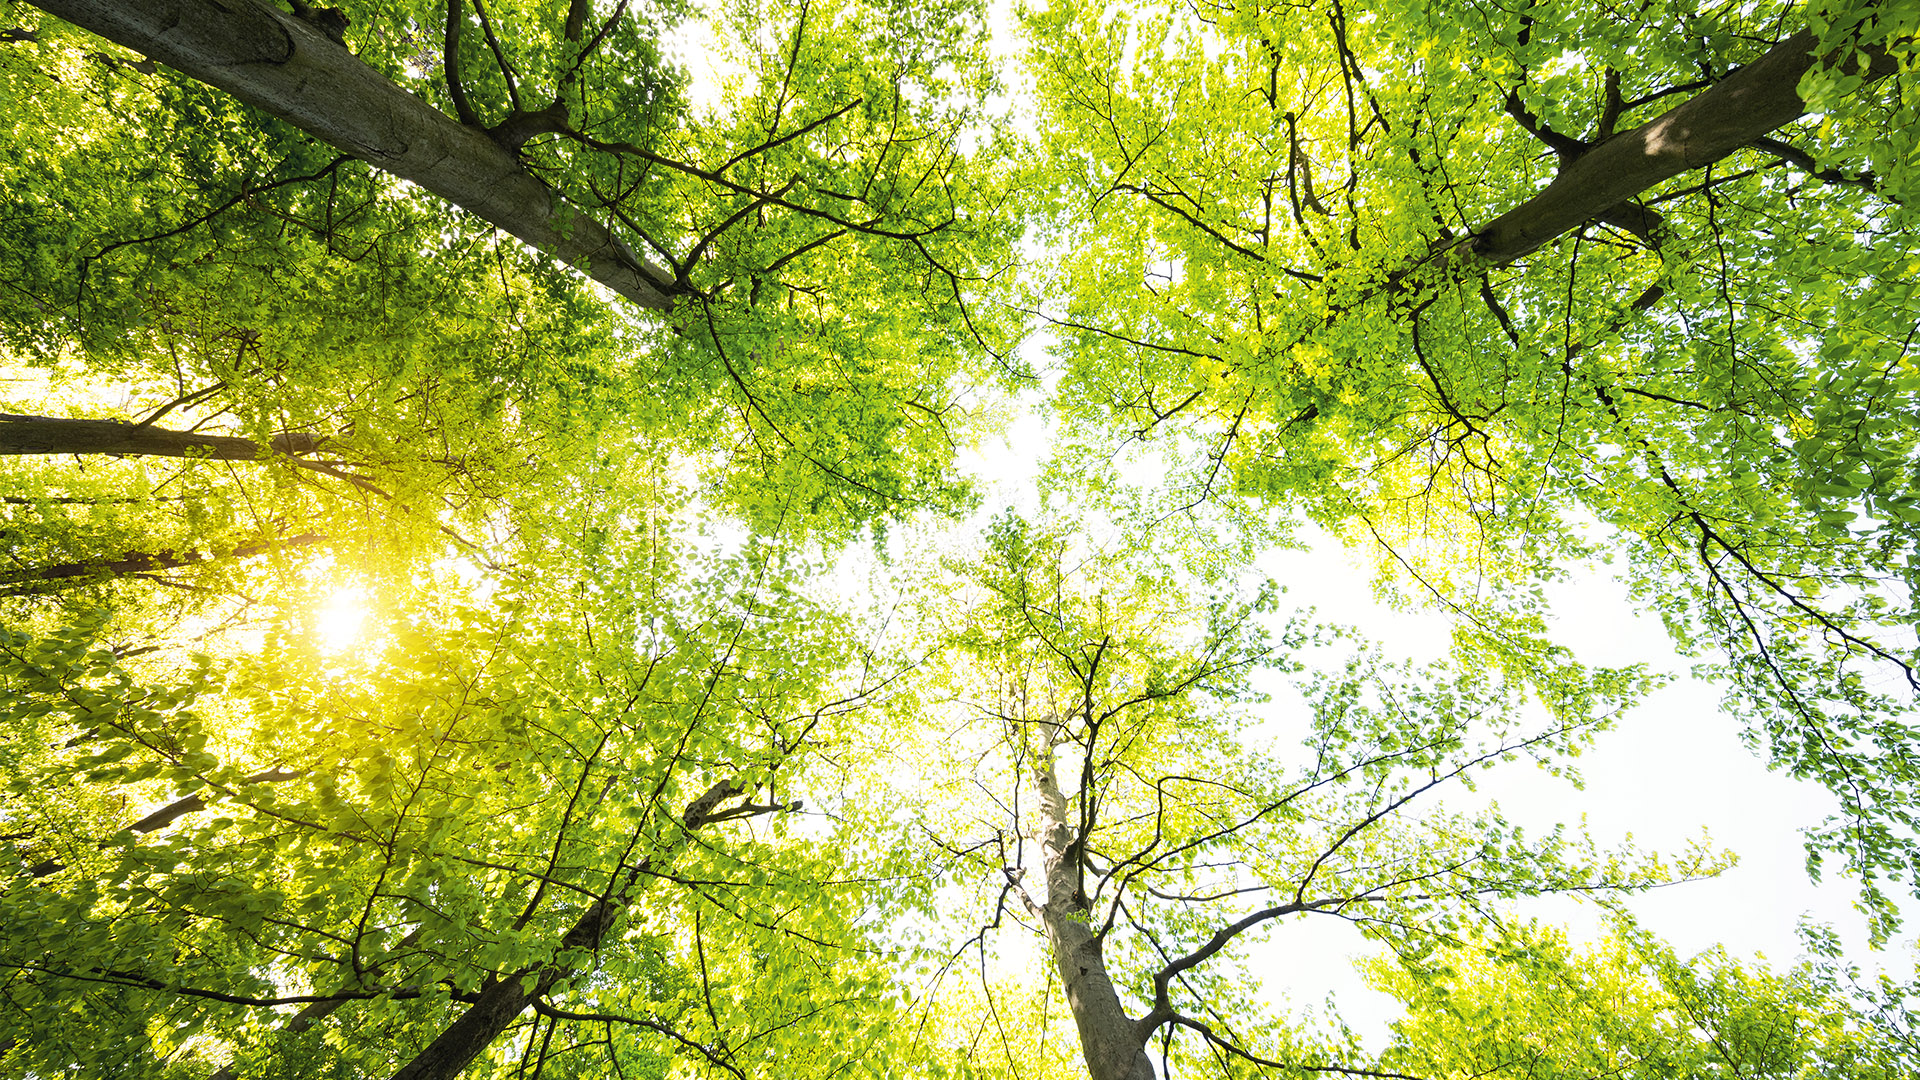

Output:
xmin=0 ymin=0 xmax=1020 ymax=539
xmin=0 ymin=1 xmax=1025 ymax=1068
xmin=1369 ymin=917 xmax=1919 ymax=1079
xmin=1022 ymin=0 xmax=1920 ymax=926
xmin=0 ymin=0 xmax=1917 ymax=1075
xmin=0 ymin=9 xmax=662 ymax=616
xmin=896 ymin=516 xmax=1717 ymax=1075
xmin=345 ymin=0 xmax=1023 ymax=529
xmin=1 ymin=507 xmax=929 ymax=1076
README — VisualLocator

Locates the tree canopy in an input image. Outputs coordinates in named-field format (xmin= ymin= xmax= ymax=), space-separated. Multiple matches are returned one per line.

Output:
xmin=1 ymin=0 xmax=1916 ymax=1076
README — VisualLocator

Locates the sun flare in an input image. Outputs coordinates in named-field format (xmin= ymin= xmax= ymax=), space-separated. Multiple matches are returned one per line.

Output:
xmin=315 ymin=588 xmax=367 ymax=654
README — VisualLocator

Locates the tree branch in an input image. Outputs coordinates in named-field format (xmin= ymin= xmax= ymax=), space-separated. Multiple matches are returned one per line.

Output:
xmin=1750 ymin=135 xmax=1883 ymax=193
xmin=1473 ymin=29 xmax=1898 ymax=263
xmin=442 ymin=0 xmax=478 ymax=126
xmin=34 ymin=0 xmax=681 ymax=310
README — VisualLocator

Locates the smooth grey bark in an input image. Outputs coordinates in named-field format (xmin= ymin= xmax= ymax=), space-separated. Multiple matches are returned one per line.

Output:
xmin=1032 ymin=748 xmax=1156 ymax=1080
xmin=28 ymin=0 xmax=680 ymax=312
xmin=0 ymin=413 xmax=319 ymax=459
xmin=1474 ymin=28 xmax=1900 ymax=264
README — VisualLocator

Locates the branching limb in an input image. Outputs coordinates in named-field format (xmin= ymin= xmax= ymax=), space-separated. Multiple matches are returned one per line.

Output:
xmin=560 ymin=0 xmax=627 ymax=88
xmin=1750 ymin=135 xmax=1884 ymax=194
xmin=443 ymin=0 xmax=478 ymax=126
xmin=527 ymin=1001 xmax=746 ymax=1080
xmin=1140 ymin=899 xmax=1311 ymax=1030
xmin=468 ymin=0 xmax=520 ymax=112
xmin=134 ymin=382 xmax=228 ymax=429
xmin=2 ymin=962 xmax=415 ymax=1008
xmin=1167 ymin=1013 xmax=1434 ymax=1079
xmin=571 ymin=130 xmax=953 ymax=242
xmin=82 ymin=157 xmax=349 ymax=269
xmin=1479 ymin=278 xmax=1520 ymax=346
xmin=1594 ymin=67 xmax=1624 ymax=141
xmin=1503 ymin=88 xmax=1586 ymax=162
xmin=1112 ymin=183 xmax=1266 ymax=263
xmin=25 ymin=766 xmax=307 ymax=878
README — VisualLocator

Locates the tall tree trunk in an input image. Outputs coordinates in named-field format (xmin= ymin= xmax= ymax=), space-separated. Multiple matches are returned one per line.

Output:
xmin=26 ymin=0 xmax=679 ymax=312
xmin=389 ymin=897 xmax=617 ymax=1080
xmin=0 ymin=533 xmax=327 ymax=595
xmin=384 ymin=778 xmax=751 ymax=1080
xmin=1473 ymin=28 xmax=1900 ymax=265
xmin=1033 ymin=748 xmax=1156 ymax=1080
xmin=1 ymin=413 xmax=321 ymax=459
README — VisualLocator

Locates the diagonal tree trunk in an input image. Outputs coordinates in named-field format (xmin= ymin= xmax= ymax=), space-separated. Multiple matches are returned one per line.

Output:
xmin=384 ymin=778 xmax=760 ymax=1080
xmin=1 ymin=412 xmax=322 ymax=459
xmin=388 ymin=893 xmax=621 ymax=1080
xmin=0 ymin=533 xmax=327 ymax=595
xmin=26 ymin=0 xmax=679 ymax=311
xmin=1472 ymin=27 xmax=1902 ymax=265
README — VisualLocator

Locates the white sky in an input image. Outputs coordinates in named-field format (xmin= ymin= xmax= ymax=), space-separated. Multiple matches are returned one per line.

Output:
xmin=1252 ymin=531 xmax=1907 ymax=1044
xmin=953 ymin=372 xmax=1914 ymax=1050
